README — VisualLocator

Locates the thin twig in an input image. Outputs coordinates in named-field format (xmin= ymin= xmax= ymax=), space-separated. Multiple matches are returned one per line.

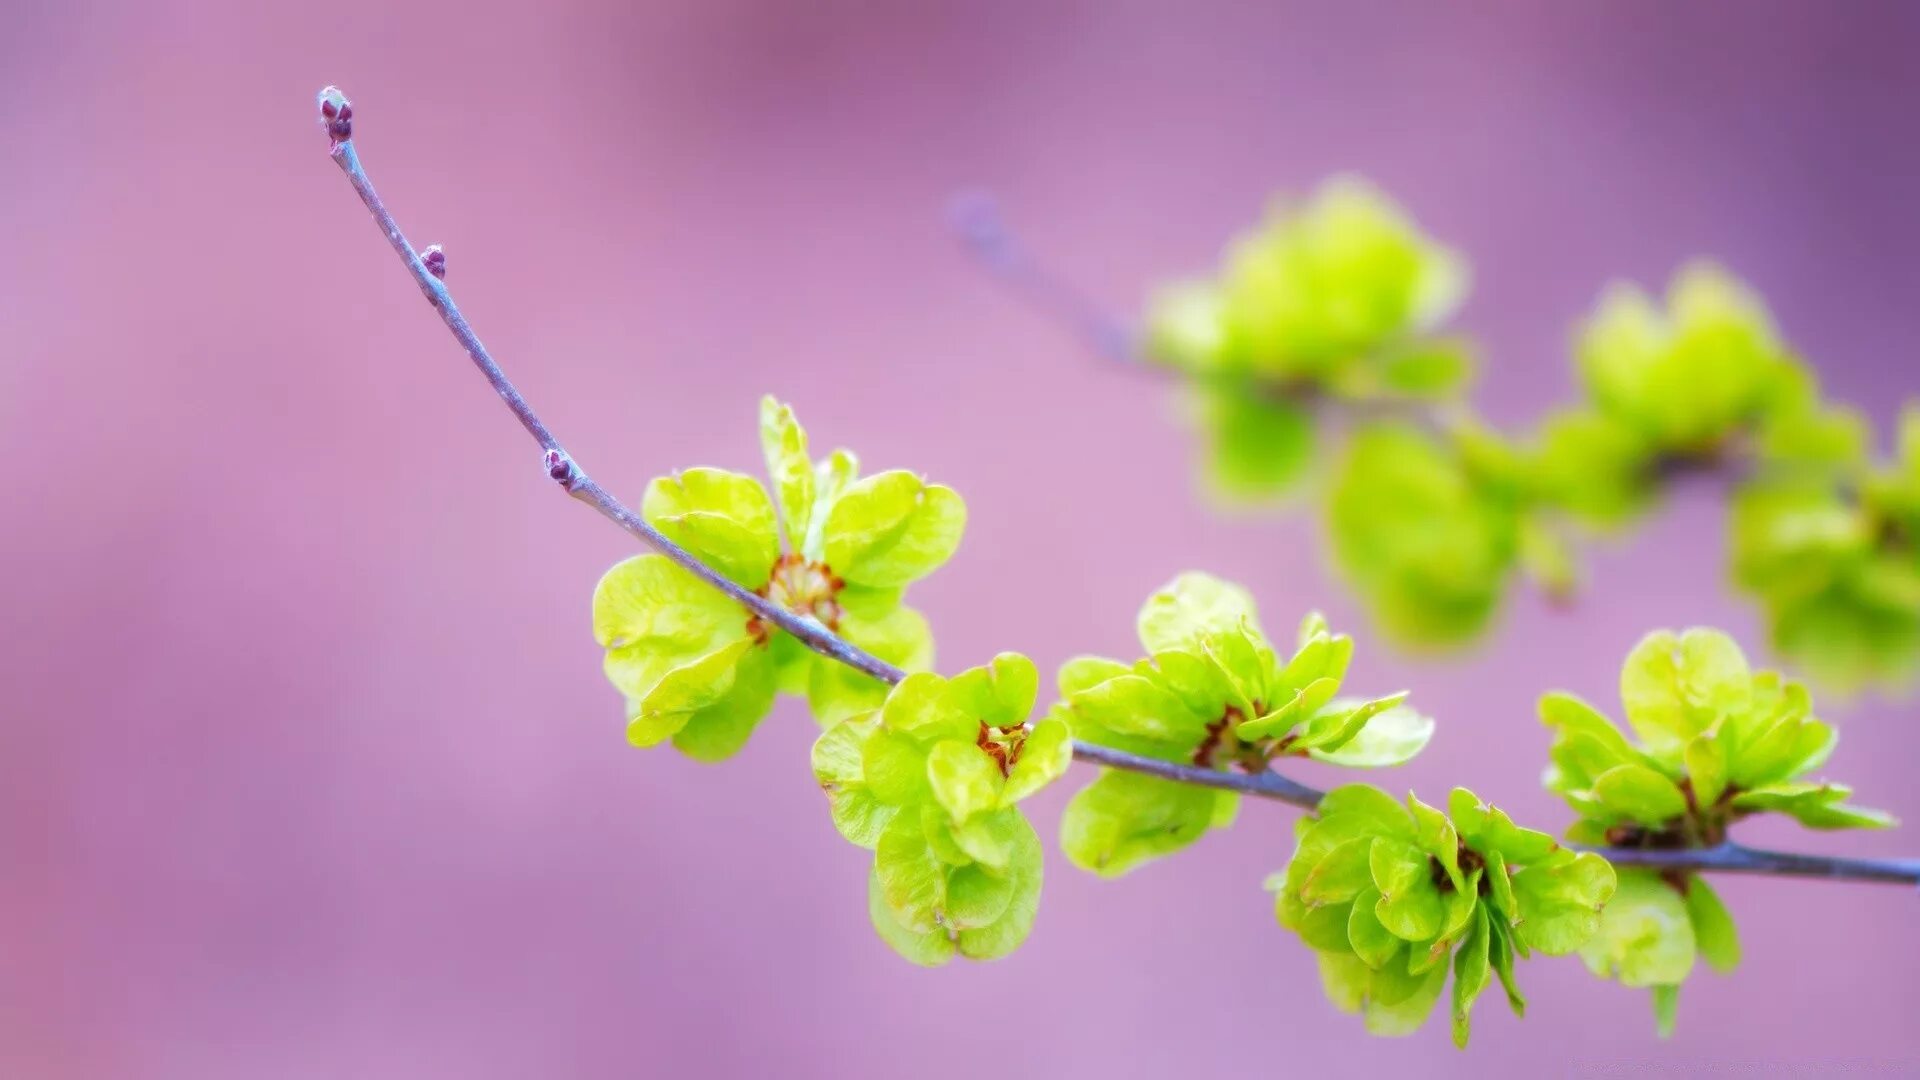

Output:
xmin=322 ymin=87 xmax=1919 ymax=888
xmin=1587 ymin=842 xmax=1920 ymax=885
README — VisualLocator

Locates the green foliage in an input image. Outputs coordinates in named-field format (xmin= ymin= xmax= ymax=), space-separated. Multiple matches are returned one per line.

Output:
xmin=1143 ymin=177 xmax=1476 ymax=501
xmin=1327 ymin=424 xmax=1525 ymax=645
xmin=813 ymin=654 xmax=1070 ymax=964
xmin=1732 ymin=403 xmax=1920 ymax=689
xmin=1058 ymin=573 xmax=1430 ymax=876
xmin=1271 ymin=783 xmax=1616 ymax=1047
xmin=1541 ymin=627 xmax=1892 ymax=1031
xmin=1138 ymin=176 xmax=1920 ymax=687
xmin=592 ymin=398 xmax=963 ymax=758
xmin=1575 ymin=264 xmax=1802 ymax=457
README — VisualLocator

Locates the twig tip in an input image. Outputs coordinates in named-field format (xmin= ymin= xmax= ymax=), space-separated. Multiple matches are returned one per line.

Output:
xmin=318 ymin=86 xmax=353 ymax=143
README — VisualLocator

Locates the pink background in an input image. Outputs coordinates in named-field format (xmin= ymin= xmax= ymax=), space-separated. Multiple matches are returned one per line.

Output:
xmin=5 ymin=1 xmax=1919 ymax=1075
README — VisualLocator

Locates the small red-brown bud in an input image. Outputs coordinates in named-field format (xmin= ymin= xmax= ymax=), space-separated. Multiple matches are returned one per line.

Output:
xmin=317 ymin=86 xmax=354 ymax=143
xmin=421 ymin=244 xmax=446 ymax=279
xmin=544 ymin=449 xmax=578 ymax=488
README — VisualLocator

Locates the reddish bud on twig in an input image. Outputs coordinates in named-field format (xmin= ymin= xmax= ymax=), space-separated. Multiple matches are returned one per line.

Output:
xmin=544 ymin=449 xmax=578 ymax=489
xmin=421 ymin=244 xmax=446 ymax=279
xmin=318 ymin=86 xmax=353 ymax=143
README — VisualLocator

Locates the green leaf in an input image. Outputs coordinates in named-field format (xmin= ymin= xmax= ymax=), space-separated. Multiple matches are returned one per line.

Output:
xmin=759 ymin=396 xmax=815 ymax=551
xmin=861 ymin=725 xmax=932 ymax=806
xmin=1684 ymin=733 xmax=1729 ymax=808
xmin=668 ymin=645 xmax=778 ymax=761
xmin=1234 ymin=677 xmax=1341 ymax=741
xmin=1590 ymin=763 xmax=1690 ymax=825
xmin=956 ymin=814 xmax=1045 ymax=960
xmin=1301 ymin=697 xmax=1428 ymax=766
xmin=867 ymin=864 xmax=955 ymax=967
xmin=1684 ymin=877 xmax=1741 ymax=973
xmin=593 ymin=554 xmax=752 ymax=703
xmin=1058 ymin=656 xmax=1132 ymax=697
xmin=1366 ymin=963 xmax=1449 ymax=1037
xmin=822 ymin=470 xmax=967 ymax=588
xmin=879 ymin=672 xmax=975 ymax=744
xmin=1301 ymin=836 xmax=1379 ymax=906
xmin=642 ymin=468 xmax=780 ymax=589
xmin=1379 ymin=338 xmax=1474 ymax=398
xmin=1137 ymin=572 xmax=1262 ymax=655
xmin=1407 ymin=793 xmax=1463 ymax=893
xmin=1577 ymin=869 xmax=1695 ymax=987
xmin=1370 ymin=839 xmax=1446 ymax=941
xmin=1060 ymin=771 xmax=1224 ymax=877
xmin=803 ymin=448 xmax=860 ymax=560
xmin=926 ymin=739 xmax=1005 ymax=825
xmin=1618 ymin=628 xmax=1751 ymax=760
xmin=946 ymin=652 xmax=1038 ymax=731
xmin=1451 ymin=905 xmax=1492 ymax=1048
xmin=1347 ymin=886 xmax=1399 ymax=969
xmin=874 ymin=810 xmax=948 ymax=933
xmin=944 ymin=862 xmax=1015 ymax=930
xmin=1318 ymin=784 xmax=1417 ymax=838
xmin=812 ymin=718 xmax=896 ymax=849
xmin=1003 ymin=715 xmax=1073 ymax=805
xmin=1326 ymin=424 xmax=1518 ymax=646
xmin=1486 ymin=914 xmax=1527 ymax=1017
xmin=1194 ymin=386 xmax=1316 ymax=500
xmin=1730 ymin=783 xmax=1896 ymax=829
xmin=627 ymin=638 xmax=757 ymax=748
xmin=949 ymin=806 xmax=1025 ymax=872
xmin=1511 ymin=851 xmax=1617 ymax=955
xmin=1651 ymin=984 xmax=1681 ymax=1038
xmin=1067 ymin=671 xmax=1208 ymax=744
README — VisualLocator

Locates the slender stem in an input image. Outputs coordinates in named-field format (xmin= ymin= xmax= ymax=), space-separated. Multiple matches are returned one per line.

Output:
xmin=1070 ymin=743 xmax=1325 ymax=810
xmin=1587 ymin=842 xmax=1920 ymax=885
xmin=322 ymin=88 xmax=1920 ymax=889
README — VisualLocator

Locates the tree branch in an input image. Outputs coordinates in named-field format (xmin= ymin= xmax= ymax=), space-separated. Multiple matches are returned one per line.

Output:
xmin=320 ymin=87 xmax=1919 ymax=889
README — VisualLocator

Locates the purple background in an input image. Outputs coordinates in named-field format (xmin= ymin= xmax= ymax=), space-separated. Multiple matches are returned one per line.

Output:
xmin=5 ymin=1 xmax=1919 ymax=1075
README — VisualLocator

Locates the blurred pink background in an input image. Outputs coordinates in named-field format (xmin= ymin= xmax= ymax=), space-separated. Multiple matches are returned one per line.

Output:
xmin=5 ymin=1 xmax=1920 ymax=1075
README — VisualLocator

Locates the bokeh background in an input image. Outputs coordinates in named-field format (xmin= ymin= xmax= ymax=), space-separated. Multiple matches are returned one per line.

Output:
xmin=5 ymin=1 xmax=1920 ymax=1076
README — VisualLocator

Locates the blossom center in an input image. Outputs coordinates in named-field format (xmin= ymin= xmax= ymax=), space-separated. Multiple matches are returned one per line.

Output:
xmin=749 ymin=553 xmax=845 ymax=642
xmin=977 ymin=722 xmax=1029 ymax=777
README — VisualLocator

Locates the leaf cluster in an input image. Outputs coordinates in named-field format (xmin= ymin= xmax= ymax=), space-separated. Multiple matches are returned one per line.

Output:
xmin=1143 ymin=177 xmax=1475 ymax=500
xmin=1141 ymin=176 xmax=1920 ymax=686
xmin=1271 ymin=784 xmax=1616 ymax=1047
xmin=1540 ymin=627 xmax=1892 ymax=1031
xmin=812 ymin=654 xmax=1072 ymax=964
xmin=1056 ymin=573 xmax=1431 ymax=875
xmin=591 ymin=398 xmax=964 ymax=758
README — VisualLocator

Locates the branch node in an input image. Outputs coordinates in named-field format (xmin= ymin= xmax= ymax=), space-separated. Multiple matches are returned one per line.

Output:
xmin=544 ymin=449 xmax=580 ymax=490
xmin=318 ymin=86 xmax=354 ymax=144
xmin=421 ymin=244 xmax=446 ymax=279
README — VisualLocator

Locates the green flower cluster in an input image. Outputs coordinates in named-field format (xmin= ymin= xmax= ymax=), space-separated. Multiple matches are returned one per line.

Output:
xmin=1326 ymin=422 xmax=1530 ymax=645
xmin=1136 ymin=177 xmax=1920 ymax=685
xmin=813 ymin=654 xmax=1072 ymax=965
xmin=1057 ymin=573 xmax=1431 ymax=876
xmin=591 ymin=398 xmax=964 ymax=759
xmin=1533 ymin=263 xmax=1864 ymax=525
xmin=1732 ymin=405 xmax=1920 ymax=689
xmin=1540 ymin=627 xmax=1893 ymax=1033
xmin=1143 ymin=177 xmax=1475 ymax=500
xmin=1271 ymin=784 xmax=1616 ymax=1047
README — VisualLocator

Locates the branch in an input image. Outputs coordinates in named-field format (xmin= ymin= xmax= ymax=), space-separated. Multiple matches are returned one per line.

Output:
xmin=1589 ymin=842 xmax=1920 ymax=885
xmin=319 ymin=87 xmax=1920 ymax=889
